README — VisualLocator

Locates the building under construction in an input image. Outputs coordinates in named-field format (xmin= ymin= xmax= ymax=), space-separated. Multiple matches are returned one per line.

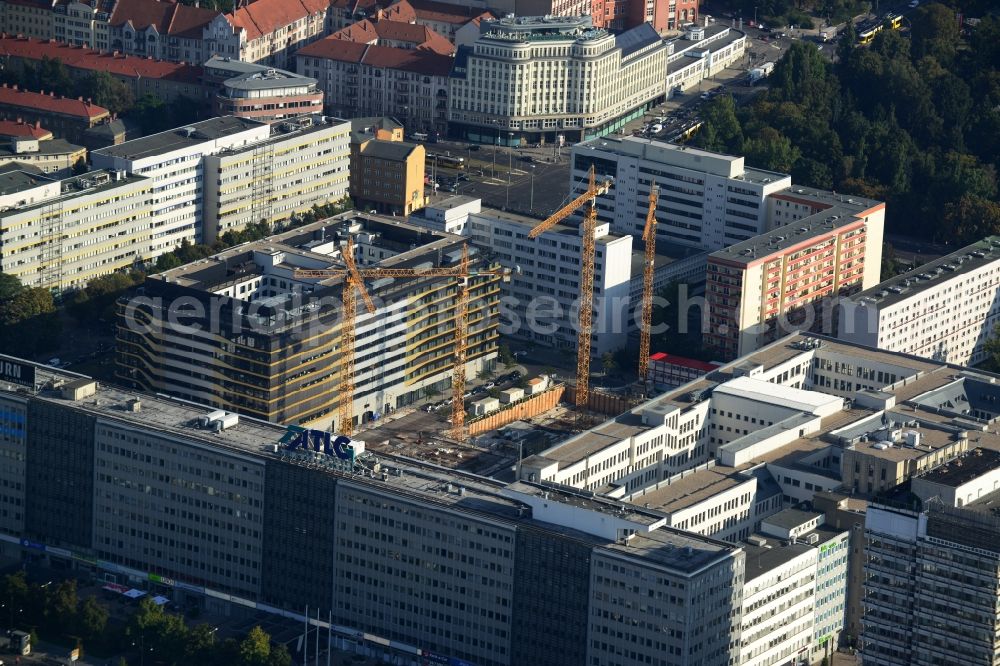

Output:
xmin=116 ymin=213 xmax=502 ymax=430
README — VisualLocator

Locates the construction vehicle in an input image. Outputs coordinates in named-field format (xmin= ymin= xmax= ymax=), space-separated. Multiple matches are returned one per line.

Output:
xmin=294 ymin=240 xmax=510 ymax=440
xmin=638 ymin=186 xmax=659 ymax=380
xmin=528 ymin=166 xmax=613 ymax=408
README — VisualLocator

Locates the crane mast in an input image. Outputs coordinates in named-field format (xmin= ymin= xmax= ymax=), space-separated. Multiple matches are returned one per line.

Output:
xmin=638 ymin=186 xmax=659 ymax=380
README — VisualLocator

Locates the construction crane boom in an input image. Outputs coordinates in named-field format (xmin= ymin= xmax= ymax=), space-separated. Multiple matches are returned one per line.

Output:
xmin=638 ymin=186 xmax=659 ymax=380
xmin=528 ymin=166 xmax=614 ymax=409
xmin=451 ymin=245 xmax=470 ymax=439
xmin=528 ymin=169 xmax=612 ymax=239
xmin=293 ymin=243 xmax=509 ymax=440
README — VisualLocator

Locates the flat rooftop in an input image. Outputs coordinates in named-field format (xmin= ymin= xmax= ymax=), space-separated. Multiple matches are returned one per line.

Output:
xmin=0 ymin=167 xmax=50 ymax=195
xmin=763 ymin=508 xmax=822 ymax=530
xmin=743 ymin=540 xmax=814 ymax=579
xmin=152 ymin=212 xmax=462 ymax=291
xmin=712 ymin=196 xmax=881 ymax=265
xmin=474 ymin=207 xmax=626 ymax=245
xmin=2 ymin=169 xmax=147 ymax=215
xmin=602 ymin=527 xmax=740 ymax=575
xmin=629 ymin=245 xmax=707 ymax=279
xmin=851 ymin=236 xmax=1000 ymax=309
xmin=94 ymin=116 xmax=265 ymax=161
xmin=626 ymin=464 xmax=751 ymax=514
xmin=666 ymin=25 xmax=747 ymax=73
xmin=918 ymin=448 xmax=1000 ymax=487
xmin=575 ymin=135 xmax=788 ymax=186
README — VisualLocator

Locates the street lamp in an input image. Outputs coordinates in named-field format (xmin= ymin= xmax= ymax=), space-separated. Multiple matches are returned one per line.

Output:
xmin=529 ymin=164 xmax=536 ymax=212
xmin=505 ymin=133 xmax=513 ymax=209
xmin=491 ymin=121 xmax=500 ymax=180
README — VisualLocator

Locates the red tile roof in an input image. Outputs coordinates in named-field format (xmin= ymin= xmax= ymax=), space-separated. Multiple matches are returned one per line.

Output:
xmin=649 ymin=352 xmax=719 ymax=372
xmin=297 ymin=37 xmax=453 ymax=76
xmin=0 ymin=119 xmax=53 ymax=139
xmin=0 ymin=84 xmax=110 ymax=120
xmin=405 ymin=0 xmax=494 ymax=26
xmin=0 ymin=37 xmax=204 ymax=83
xmin=105 ymin=0 xmax=220 ymax=39
xmin=331 ymin=17 xmax=454 ymax=55
xmin=227 ymin=0 xmax=328 ymax=42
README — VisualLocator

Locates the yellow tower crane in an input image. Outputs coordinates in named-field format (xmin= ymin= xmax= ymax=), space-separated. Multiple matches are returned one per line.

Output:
xmin=527 ymin=166 xmax=613 ymax=408
xmin=295 ymin=241 xmax=509 ymax=440
xmin=638 ymin=185 xmax=659 ymax=380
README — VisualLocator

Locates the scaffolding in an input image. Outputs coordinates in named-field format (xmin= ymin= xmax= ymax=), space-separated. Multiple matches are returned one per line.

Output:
xmin=38 ymin=199 xmax=64 ymax=293
xmin=250 ymin=140 xmax=275 ymax=226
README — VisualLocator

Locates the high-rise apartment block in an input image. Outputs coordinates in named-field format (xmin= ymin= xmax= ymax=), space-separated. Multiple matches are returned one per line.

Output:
xmin=838 ymin=236 xmax=1000 ymax=366
xmin=411 ymin=195 xmax=634 ymax=357
xmin=0 ymin=167 xmax=152 ymax=291
xmin=863 ymin=450 xmax=1000 ymax=666
xmin=705 ymin=188 xmax=885 ymax=359
xmin=449 ymin=17 xmax=666 ymax=145
xmin=0 ymin=355 xmax=746 ymax=666
xmin=116 ymin=214 xmax=501 ymax=428
xmin=570 ymin=137 xmax=792 ymax=251
xmin=92 ymin=115 xmax=350 ymax=249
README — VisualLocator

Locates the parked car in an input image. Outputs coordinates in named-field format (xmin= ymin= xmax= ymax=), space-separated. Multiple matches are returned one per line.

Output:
xmin=485 ymin=382 xmax=495 ymax=390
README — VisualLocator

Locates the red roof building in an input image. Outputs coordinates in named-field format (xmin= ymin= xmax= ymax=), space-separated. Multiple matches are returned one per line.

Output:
xmin=0 ymin=118 xmax=53 ymax=140
xmin=297 ymin=35 xmax=452 ymax=134
xmin=331 ymin=17 xmax=454 ymax=55
xmin=0 ymin=83 xmax=109 ymax=143
xmin=648 ymin=352 xmax=721 ymax=388
xmin=0 ymin=37 xmax=205 ymax=103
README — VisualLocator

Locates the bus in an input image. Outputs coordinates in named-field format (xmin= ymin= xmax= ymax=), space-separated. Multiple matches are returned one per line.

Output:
xmin=885 ymin=12 xmax=903 ymax=29
xmin=857 ymin=23 xmax=883 ymax=45
xmin=429 ymin=154 xmax=465 ymax=170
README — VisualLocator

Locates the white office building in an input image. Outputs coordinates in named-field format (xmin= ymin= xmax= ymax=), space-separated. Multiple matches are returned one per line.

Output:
xmin=0 ymin=167 xmax=153 ymax=292
xmin=838 ymin=236 xmax=1000 ymax=366
xmin=740 ymin=510 xmax=849 ymax=666
xmin=92 ymin=115 xmax=351 ymax=251
xmin=449 ymin=16 xmax=668 ymax=145
xmin=570 ymin=136 xmax=791 ymax=251
xmin=411 ymin=195 xmax=634 ymax=357
xmin=92 ymin=117 xmax=271 ymax=256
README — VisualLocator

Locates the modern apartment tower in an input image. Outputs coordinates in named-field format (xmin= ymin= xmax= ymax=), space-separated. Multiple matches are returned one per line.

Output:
xmin=863 ymin=457 xmax=1000 ymax=666
xmin=92 ymin=115 xmax=350 ymax=250
xmin=570 ymin=136 xmax=792 ymax=250
xmin=115 ymin=214 xmax=502 ymax=429
xmin=839 ymin=236 xmax=1000 ymax=366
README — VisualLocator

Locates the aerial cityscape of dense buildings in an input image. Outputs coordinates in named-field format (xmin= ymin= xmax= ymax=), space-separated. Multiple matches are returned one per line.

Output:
xmin=0 ymin=2 xmax=998 ymax=665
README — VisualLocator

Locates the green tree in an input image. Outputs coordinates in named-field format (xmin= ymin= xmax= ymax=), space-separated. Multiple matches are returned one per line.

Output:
xmin=601 ymin=351 xmax=617 ymax=376
xmin=498 ymin=343 xmax=515 ymax=367
xmin=910 ymin=3 xmax=961 ymax=64
xmin=46 ymin=579 xmax=79 ymax=632
xmin=941 ymin=195 xmax=1000 ymax=244
xmin=239 ymin=626 xmax=271 ymax=666
xmin=72 ymin=157 xmax=88 ymax=175
xmin=880 ymin=243 xmax=903 ymax=281
xmin=78 ymin=596 xmax=108 ymax=639
xmin=982 ymin=323 xmax=1000 ymax=372
xmin=0 ymin=276 xmax=61 ymax=356
xmin=1 ymin=571 xmax=29 ymax=623
xmin=743 ymin=127 xmax=801 ymax=172
xmin=268 ymin=642 xmax=292 ymax=666
xmin=694 ymin=95 xmax=743 ymax=153
xmin=84 ymin=71 xmax=134 ymax=115
xmin=31 ymin=56 xmax=73 ymax=96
